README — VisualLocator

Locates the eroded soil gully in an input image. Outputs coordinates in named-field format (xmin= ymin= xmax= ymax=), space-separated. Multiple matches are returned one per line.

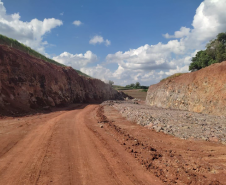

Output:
xmin=95 ymin=104 xmax=226 ymax=185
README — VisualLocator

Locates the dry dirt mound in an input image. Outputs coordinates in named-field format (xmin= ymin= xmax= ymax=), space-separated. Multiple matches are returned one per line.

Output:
xmin=146 ymin=61 xmax=226 ymax=116
xmin=0 ymin=45 xmax=124 ymax=116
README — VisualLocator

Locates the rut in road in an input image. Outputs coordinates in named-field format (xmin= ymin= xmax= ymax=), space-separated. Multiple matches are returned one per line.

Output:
xmin=0 ymin=104 xmax=162 ymax=185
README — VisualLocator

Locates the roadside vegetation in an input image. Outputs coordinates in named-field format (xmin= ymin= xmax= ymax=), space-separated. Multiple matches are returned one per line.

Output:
xmin=189 ymin=32 xmax=226 ymax=71
xmin=125 ymin=82 xmax=149 ymax=89
xmin=0 ymin=34 xmax=90 ymax=77
xmin=112 ymin=82 xmax=149 ymax=90
xmin=141 ymin=89 xmax=148 ymax=92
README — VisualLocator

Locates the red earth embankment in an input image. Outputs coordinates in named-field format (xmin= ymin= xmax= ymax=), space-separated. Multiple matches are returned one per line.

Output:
xmin=0 ymin=45 xmax=123 ymax=116
xmin=146 ymin=61 xmax=226 ymax=116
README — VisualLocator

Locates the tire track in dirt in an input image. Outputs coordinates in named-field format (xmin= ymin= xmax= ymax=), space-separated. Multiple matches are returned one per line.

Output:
xmin=0 ymin=112 xmax=66 ymax=185
xmin=0 ymin=104 xmax=163 ymax=185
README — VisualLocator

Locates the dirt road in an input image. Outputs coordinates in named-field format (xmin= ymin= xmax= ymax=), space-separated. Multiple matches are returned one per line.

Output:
xmin=0 ymin=104 xmax=226 ymax=185
xmin=0 ymin=104 xmax=162 ymax=185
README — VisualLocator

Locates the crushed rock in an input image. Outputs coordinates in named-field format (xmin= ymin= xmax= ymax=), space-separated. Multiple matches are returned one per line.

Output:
xmin=103 ymin=100 xmax=226 ymax=144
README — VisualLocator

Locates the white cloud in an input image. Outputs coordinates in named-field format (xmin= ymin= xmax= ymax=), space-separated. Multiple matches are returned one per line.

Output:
xmin=89 ymin=35 xmax=104 ymax=44
xmin=53 ymin=51 xmax=97 ymax=69
xmin=89 ymin=35 xmax=111 ymax=46
xmin=191 ymin=0 xmax=226 ymax=42
xmin=98 ymin=0 xmax=226 ymax=85
xmin=165 ymin=65 xmax=189 ymax=76
xmin=60 ymin=12 xmax=64 ymax=16
xmin=163 ymin=27 xmax=191 ymax=39
xmin=73 ymin=20 xmax=82 ymax=26
xmin=106 ymin=41 xmax=184 ymax=71
xmin=81 ymin=63 xmax=162 ymax=86
xmin=105 ymin=39 xmax=111 ymax=46
xmin=0 ymin=0 xmax=63 ymax=54
xmin=81 ymin=64 xmax=113 ymax=82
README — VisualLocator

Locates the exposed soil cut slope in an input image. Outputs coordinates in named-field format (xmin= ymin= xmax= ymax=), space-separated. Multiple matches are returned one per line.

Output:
xmin=0 ymin=45 xmax=124 ymax=116
xmin=146 ymin=61 xmax=226 ymax=116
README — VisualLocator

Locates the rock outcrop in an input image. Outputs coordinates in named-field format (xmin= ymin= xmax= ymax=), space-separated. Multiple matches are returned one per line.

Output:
xmin=146 ymin=61 xmax=226 ymax=116
xmin=0 ymin=45 xmax=123 ymax=115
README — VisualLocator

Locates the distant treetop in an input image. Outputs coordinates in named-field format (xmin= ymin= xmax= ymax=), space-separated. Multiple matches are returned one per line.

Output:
xmin=189 ymin=32 xmax=226 ymax=71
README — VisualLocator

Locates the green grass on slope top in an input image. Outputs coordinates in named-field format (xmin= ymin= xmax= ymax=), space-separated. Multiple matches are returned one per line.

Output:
xmin=160 ymin=73 xmax=186 ymax=82
xmin=0 ymin=34 xmax=90 ymax=78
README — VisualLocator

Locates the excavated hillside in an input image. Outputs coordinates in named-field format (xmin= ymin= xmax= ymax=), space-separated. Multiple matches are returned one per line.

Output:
xmin=146 ymin=61 xmax=226 ymax=116
xmin=0 ymin=45 xmax=123 ymax=116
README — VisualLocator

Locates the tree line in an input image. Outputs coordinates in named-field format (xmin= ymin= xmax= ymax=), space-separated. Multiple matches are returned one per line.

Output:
xmin=125 ymin=82 xmax=148 ymax=89
xmin=189 ymin=32 xmax=226 ymax=71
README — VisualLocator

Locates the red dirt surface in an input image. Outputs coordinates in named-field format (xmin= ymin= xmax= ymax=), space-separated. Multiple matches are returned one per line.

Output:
xmin=0 ymin=104 xmax=162 ymax=185
xmin=0 ymin=104 xmax=225 ymax=185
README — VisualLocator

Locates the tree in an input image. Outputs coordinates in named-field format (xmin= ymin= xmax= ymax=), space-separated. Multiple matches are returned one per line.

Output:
xmin=108 ymin=80 xmax=114 ymax=86
xmin=135 ymin=82 xmax=140 ymax=89
xmin=217 ymin=32 xmax=226 ymax=45
xmin=130 ymin=83 xmax=135 ymax=88
xmin=189 ymin=32 xmax=226 ymax=71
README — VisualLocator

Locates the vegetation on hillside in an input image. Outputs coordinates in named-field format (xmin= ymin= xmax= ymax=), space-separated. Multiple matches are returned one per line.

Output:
xmin=141 ymin=89 xmax=148 ymax=92
xmin=0 ymin=34 xmax=90 ymax=77
xmin=189 ymin=32 xmax=226 ymax=71
xmin=125 ymin=82 xmax=149 ymax=89
xmin=112 ymin=85 xmax=132 ymax=90
xmin=160 ymin=73 xmax=185 ymax=82
xmin=113 ymin=82 xmax=149 ymax=90
xmin=108 ymin=80 xmax=114 ymax=86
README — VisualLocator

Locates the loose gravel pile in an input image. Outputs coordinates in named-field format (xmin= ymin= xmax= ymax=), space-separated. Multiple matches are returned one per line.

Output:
xmin=103 ymin=100 xmax=226 ymax=144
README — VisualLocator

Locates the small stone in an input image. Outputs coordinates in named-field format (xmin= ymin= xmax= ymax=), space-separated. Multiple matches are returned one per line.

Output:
xmin=100 ymin=125 xmax=103 ymax=128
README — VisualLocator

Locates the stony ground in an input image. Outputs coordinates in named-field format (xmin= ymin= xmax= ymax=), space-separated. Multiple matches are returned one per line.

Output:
xmin=103 ymin=100 xmax=226 ymax=144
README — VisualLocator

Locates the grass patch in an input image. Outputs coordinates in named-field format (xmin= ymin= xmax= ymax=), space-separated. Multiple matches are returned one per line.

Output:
xmin=141 ymin=89 xmax=148 ymax=92
xmin=160 ymin=73 xmax=185 ymax=82
xmin=113 ymin=85 xmax=149 ymax=91
xmin=0 ymin=34 xmax=90 ymax=77
xmin=122 ymin=89 xmax=147 ymax=101
xmin=112 ymin=85 xmax=133 ymax=90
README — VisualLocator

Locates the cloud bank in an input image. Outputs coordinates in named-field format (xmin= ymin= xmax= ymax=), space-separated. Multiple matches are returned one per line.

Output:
xmin=53 ymin=51 xmax=97 ymax=69
xmin=82 ymin=0 xmax=226 ymax=85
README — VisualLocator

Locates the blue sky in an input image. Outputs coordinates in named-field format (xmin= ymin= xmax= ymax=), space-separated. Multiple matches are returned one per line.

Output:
xmin=1 ymin=0 xmax=226 ymax=85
